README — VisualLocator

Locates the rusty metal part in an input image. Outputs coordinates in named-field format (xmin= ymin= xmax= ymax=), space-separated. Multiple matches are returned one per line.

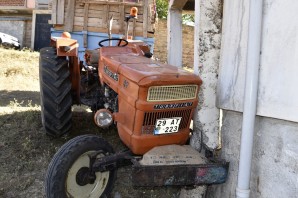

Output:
xmin=50 ymin=32 xmax=79 ymax=57
xmin=92 ymin=150 xmax=134 ymax=172
xmin=50 ymin=32 xmax=80 ymax=103
xmin=131 ymin=160 xmax=229 ymax=186
xmin=68 ymin=56 xmax=80 ymax=104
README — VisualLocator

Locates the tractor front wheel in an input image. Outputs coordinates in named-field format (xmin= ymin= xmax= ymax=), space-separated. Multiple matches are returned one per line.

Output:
xmin=45 ymin=135 xmax=116 ymax=198
xmin=39 ymin=47 xmax=72 ymax=137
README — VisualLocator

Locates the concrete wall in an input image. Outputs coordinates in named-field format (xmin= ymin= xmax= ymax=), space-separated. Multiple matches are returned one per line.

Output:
xmin=190 ymin=0 xmax=223 ymax=151
xmin=0 ymin=20 xmax=32 ymax=48
xmin=217 ymin=0 xmax=298 ymax=123
xmin=208 ymin=110 xmax=298 ymax=198
xmin=210 ymin=0 xmax=298 ymax=197
xmin=0 ymin=20 xmax=25 ymax=46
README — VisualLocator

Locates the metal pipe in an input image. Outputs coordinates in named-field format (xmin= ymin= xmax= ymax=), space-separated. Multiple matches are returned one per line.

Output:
xmin=193 ymin=0 xmax=200 ymax=76
xmin=236 ymin=0 xmax=263 ymax=197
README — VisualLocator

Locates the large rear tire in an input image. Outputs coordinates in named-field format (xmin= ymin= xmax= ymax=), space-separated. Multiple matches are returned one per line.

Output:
xmin=39 ymin=47 xmax=72 ymax=137
xmin=45 ymin=135 xmax=116 ymax=198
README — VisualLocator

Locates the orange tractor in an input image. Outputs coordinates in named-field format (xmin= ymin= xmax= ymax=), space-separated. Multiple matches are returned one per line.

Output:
xmin=40 ymin=8 xmax=228 ymax=198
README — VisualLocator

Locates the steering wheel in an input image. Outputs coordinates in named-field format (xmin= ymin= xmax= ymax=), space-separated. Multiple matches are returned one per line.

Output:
xmin=98 ymin=38 xmax=129 ymax=47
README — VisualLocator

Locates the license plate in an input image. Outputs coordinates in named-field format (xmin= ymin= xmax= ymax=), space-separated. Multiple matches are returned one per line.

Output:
xmin=154 ymin=117 xmax=182 ymax=135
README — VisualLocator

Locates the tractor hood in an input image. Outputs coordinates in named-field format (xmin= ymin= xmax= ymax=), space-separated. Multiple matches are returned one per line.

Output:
xmin=102 ymin=53 xmax=202 ymax=87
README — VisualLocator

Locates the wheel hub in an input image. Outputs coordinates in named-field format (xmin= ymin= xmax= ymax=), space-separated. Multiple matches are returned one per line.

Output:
xmin=76 ymin=167 xmax=96 ymax=186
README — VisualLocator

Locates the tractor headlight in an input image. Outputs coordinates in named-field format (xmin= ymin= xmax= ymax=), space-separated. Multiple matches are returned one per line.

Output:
xmin=94 ymin=109 xmax=113 ymax=128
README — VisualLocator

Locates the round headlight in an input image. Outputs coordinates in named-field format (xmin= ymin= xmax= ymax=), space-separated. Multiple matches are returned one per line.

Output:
xmin=94 ymin=109 xmax=113 ymax=128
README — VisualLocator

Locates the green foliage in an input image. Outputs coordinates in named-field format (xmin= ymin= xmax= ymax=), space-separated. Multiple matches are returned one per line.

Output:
xmin=156 ymin=0 xmax=169 ymax=19
xmin=182 ymin=14 xmax=195 ymax=23
xmin=156 ymin=0 xmax=195 ymax=25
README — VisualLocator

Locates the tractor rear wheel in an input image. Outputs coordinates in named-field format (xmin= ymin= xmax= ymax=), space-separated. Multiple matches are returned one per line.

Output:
xmin=39 ymin=47 xmax=72 ymax=137
xmin=45 ymin=135 xmax=116 ymax=198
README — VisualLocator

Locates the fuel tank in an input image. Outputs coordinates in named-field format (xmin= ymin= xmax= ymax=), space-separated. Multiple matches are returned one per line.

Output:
xmin=99 ymin=45 xmax=201 ymax=88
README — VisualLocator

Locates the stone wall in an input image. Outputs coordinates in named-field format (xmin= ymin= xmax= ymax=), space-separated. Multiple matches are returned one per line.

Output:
xmin=153 ymin=19 xmax=194 ymax=69
xmin=24 ymin=21 xmax=32 ymax=48
xmin=190 ymin=0 xmax=223 ymax=151
xmin=212 ymin=0 xmax=298 ymax=197
xmin=0 ymin=20 xmax=32 ymax=48
xmin=208 ymin=110 xmax=298 ymax=197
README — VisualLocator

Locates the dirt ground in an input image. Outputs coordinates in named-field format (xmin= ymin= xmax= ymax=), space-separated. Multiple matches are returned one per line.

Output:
xmin=0 ymin=48 xmax=184 ymax=198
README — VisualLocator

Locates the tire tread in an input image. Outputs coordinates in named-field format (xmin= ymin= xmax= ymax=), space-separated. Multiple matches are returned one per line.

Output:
xmin=39 ymin=47 xmax=72 ymax=137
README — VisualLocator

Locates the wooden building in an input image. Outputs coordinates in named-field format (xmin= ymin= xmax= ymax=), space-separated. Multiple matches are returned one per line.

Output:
xmin=49 ymin=0 xmax=157 ymax=57
xmin=49 ymin=0 xmax=156 ymax=38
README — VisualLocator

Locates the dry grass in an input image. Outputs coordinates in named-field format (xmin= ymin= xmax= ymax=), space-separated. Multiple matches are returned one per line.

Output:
xmin=0 ymin=47 xmax=39 ymax=77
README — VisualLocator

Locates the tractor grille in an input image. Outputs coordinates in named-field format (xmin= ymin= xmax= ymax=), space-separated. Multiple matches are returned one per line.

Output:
xmin=142 ymin=109 xmax=192 ymax=134
xmin=147 ymin=85 xmax=198 ymax=102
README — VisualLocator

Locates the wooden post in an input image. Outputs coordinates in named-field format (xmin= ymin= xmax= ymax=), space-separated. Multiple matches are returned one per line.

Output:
xmin=83 ymin=3 xmax=90 ymax=48
xmin=56 ymin=0 xmax=65 ymax=24
xmin=132 ymin=19 xmax=136 ymax=39
xmin=143 ymin=0 xmax=148 ymax=38
xmin=167 ymin=0 xmax=188 ymax=67
xmin=51 ymin=0 xmax=57 ymax=24
xmin=65 ymin=0 xmax=75 ymax=32
xmin=119 ymin=0 xmax=125 ymax=35
xmin=167 ymin=8 xmax=182 ymax=67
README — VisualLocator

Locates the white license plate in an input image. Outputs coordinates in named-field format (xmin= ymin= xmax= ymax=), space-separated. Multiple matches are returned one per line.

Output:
xmin=154 ymin=117 xmax=182 ymax=135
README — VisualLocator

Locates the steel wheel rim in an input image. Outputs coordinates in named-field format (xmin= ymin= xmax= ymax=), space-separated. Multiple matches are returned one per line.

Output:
xmin=66 ymin=151 xmax=110 ymax=198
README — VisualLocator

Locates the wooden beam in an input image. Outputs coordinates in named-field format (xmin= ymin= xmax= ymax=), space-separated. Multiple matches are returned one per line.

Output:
xmin=169 ymin=0 xmax=188 ymax=10
xmin=65 ymin=0 xmax=75 ymax=31
xmin=143 ymin=0 xmax=148 ymax=38
xmin=50 ymin=0 xmax=57 ymax=24
xmin=183 ymin=0 xmax=195 ymax=11
xmin=132 ymin=19 xmax=136 ymax=38
xmin=83 ymin=3 xmax=90 ymax=48
xmin=77 ymin=0 xmax=143 ymax=7
xmin=56 ymin=0 xmax=65 ymax=24
xmin=104 ymin=4 xmax=109 ymax=30
xmin=119 ymin=0 xmax=125 ymax=35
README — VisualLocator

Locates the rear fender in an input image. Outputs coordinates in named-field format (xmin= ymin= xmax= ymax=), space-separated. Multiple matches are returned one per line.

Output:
xmin=50 ymin=32 xmax=81 ymax=104
xmin=50 ymin=33 xmax=79 ymax=57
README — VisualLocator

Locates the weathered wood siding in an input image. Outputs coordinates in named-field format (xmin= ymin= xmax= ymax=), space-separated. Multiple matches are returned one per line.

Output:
xmin=50 ymin=0 xmax=156 ymax=38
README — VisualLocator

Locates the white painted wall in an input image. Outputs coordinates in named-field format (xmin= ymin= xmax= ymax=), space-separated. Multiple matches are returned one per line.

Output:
xmin=208 ymin=111 xmax=298 ymax=198
xmin=211 ymin=0 xmax=298 ymax=197
xmin=217 ymin=0 xmax=298 ymax=123
xmin=167 ymin=8 xmax=183 ymax=67
xmin=191 ymin=0 xmax=222 ymax=151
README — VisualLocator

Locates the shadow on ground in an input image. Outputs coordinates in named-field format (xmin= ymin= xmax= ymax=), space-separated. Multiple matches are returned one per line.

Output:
xmin=0 ymin=90 xmax=40 ymax=107
xmin=0 ymin=109 xmax=182 ymax=198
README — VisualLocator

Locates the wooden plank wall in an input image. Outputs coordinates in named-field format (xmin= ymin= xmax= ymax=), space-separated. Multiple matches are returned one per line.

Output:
xmin=52 ymin=0 xmax=156 ymax=38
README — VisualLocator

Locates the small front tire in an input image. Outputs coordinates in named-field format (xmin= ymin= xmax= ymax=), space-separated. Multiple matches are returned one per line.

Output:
xmin=45 ymin=135 xmax=116 ymax=198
